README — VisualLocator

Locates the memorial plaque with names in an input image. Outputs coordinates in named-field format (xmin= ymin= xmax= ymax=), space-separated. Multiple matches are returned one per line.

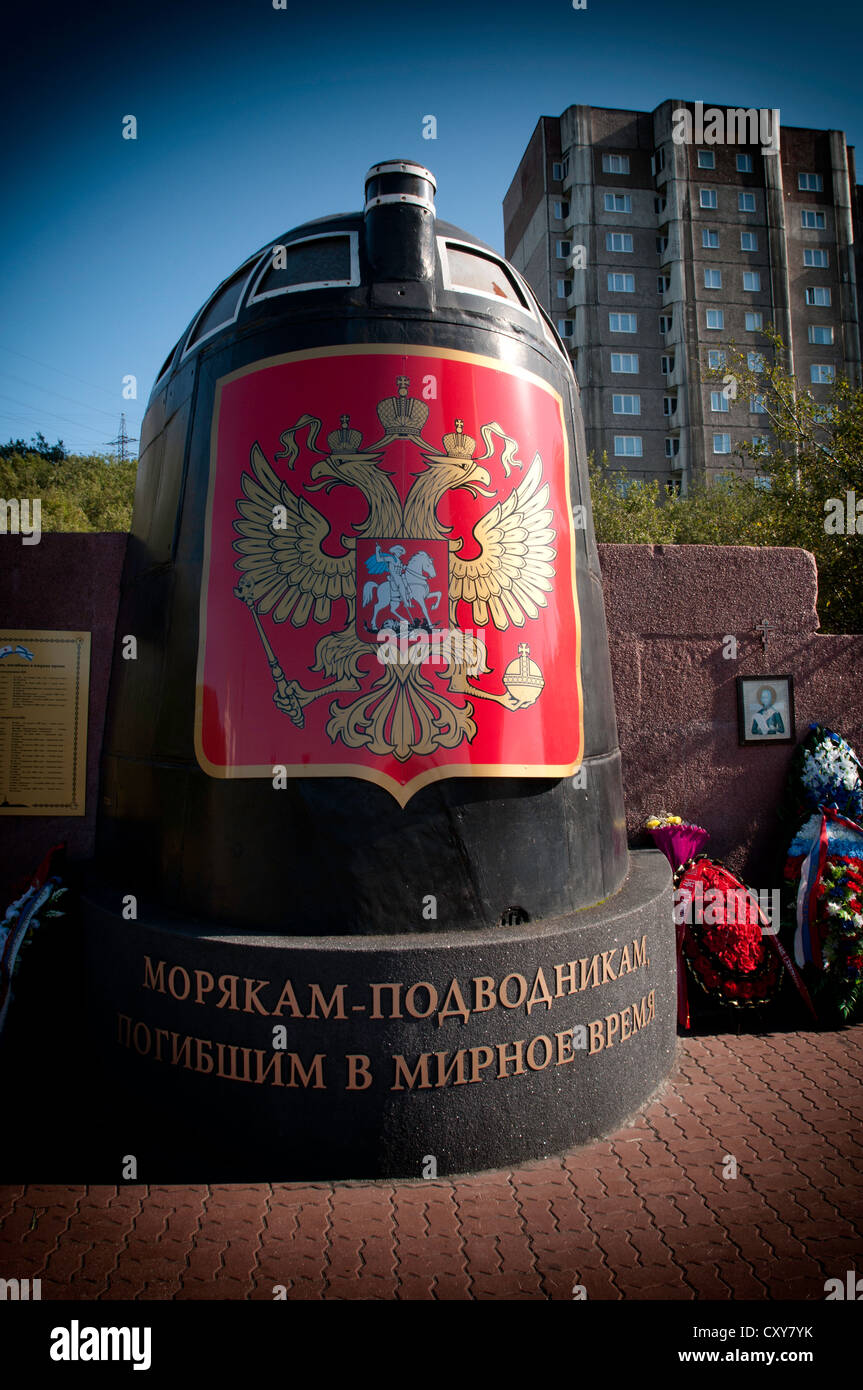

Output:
xmin=0 ymin=629 xmax=90 ymax=816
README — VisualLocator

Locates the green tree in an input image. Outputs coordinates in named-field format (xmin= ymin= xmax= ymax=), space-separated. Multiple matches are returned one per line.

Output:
xmin=0 ymin=444 xmax=137 ymax=532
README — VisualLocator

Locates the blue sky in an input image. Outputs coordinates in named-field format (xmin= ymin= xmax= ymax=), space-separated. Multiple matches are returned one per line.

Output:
xmin=1 ymin=0 xmax=861 ymax=456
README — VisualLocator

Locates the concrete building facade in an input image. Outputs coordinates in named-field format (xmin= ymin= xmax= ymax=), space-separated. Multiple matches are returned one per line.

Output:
xmin=504 ymin=101 xmax=862 ymax=492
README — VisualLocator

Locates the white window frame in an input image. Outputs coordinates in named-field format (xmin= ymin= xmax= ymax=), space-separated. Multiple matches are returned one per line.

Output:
xmin=706 ymin=309 xmax=725 ymax=329
xmin=740 ymin=231 xmax=758 ymax=251
xmin=745 ymin=312 xmax=763 ymax=331
xmin=610 ymin=353 xmax=639 ymax=374
xmin=704 ymin=268 xmax=722 ymax=289
xmin=805 ymin=286 xmax=831 ymax=306
xmin=553 ymin=199 xmax=570 ymax=220
xmin=603 ymin=153 xmax=630 ymax=174
xmin=606 ymin=232 xmax=634 ymax=252
xmin=808 ymin=325 xmax=834 ymax=345
xmin=700 ymin=189 xmax=718 ymax=209
xmin=697 ymin=150 xmax=715 ymax=169
xmin=604 ymin=193 xmax=632 ymax=213
xmin=738 ymin=192 xmax=756 ymax=212
xmin=810 ymin=364 xmax=835 ymax=384
xmin=707 ymin=349 xmax=726 ymax=369
xmin=555 ymin=239 xmax=571 ymax=259
xmin=747 ymin=352 xmax=764 ymax=372
xmin=801 ymin=210 xmax=826 ymax=229
xmin=798 ymin=173 xmax=823 ymax=191
xmin=613 ymin=434 xmax=643 ymax=456
xmin=713 ymin=433 xmax=731 ymax=454
xmin=607 ymin=271 xmax=635 ymax=292
xmin=612 ymin=394 xmax=641 ymax=415
xmin=743 ymin=271 xmax=761 ymax=292
xmin=710 ymin=391 xmax=730 ymax=413
xmin=702 ymin=229 xmax=719 ymax=248
xmin=804 ymin=248 xmax=829 ymax=267
xmin=609 ymin=312 xmax=637 ymax=333
xmin=749 ymin=394 xmax=767 ymax=413
xmin=556 ymin=278 xmax=572 ymax=299
xmin=737 ymin=153 xmax=753 ymax=172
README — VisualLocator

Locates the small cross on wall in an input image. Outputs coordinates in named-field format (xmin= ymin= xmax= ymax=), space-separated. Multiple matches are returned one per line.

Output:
xmin=754 ymin=618 xmax=771 ymax=654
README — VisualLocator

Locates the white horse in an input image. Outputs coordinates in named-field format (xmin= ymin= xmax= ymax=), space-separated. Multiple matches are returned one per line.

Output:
xmin=363 ymin=550 xmax=441 ymax=629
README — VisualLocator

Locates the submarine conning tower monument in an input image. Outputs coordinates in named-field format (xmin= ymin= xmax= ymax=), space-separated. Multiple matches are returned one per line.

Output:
xmin=84 ymin=160 xmax=675 ymax=1179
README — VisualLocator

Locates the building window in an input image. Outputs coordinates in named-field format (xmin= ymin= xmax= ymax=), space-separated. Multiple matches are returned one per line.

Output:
xmin=661 ymin=355 xmax=675 ymax=374
xmin=707 ymin=349 xmax=727 ymax=369
xmin=656 ymin=236 xmax=668 ymax=255
xmin=604 ymin=193 xmax=632 ymax=213
xmin=798 ymin=173 xmax=823 ymax=191
xmin=808 ymin=325 xmax=834 ymax=345
xmin=665 ymin=438 xmax=680 ymax=457
xmin=801 ymin=210 xmax=826 ymax=229
xmin=613 ymin=435 xmax=643 ymax=456
xmin=805 ymin=286 xmax=831 ymax=306
xmin=612 ymin=394 xmax=641 ymax=414
xmin=747 ymin=352 xmax=764 ymax=371
xmin=706 ymin=309 xmax=724 ymax=329
xmin=657 ymin=273 xmax=671 ymax=293
xmin=663 ymin=396 xmax=677 ymax=416
xmin=704 ymin=268 xmax=722 ymax=289
xmin=740 ymin=231 xmax=758 ymax=251
xmin=603 ymin=153 xmax=630 ymax=174
xmin=745 ymin=311 xmax=763 ymax=331
xmin=611 ymin=353 xmax=639 ymax=373
xmin=609 ymin=312 xmax=637 ymax=332
xmin=651 ymin=148 xmax=665 ymax=175
xmin=711 ymin=391 xmax=729 ymax=413
xmin=553 ymin=200 xmax=570 ymax=220
xmin=713 ymin=434 xmax=731 ymax=454
xmin=659 ymin=314 xmax=673 ymax=333
xmin=607 ymin=272 xmax=635 ymax=292
xmin=552 ymin=159 xmax=569 ymax=181
xmin=738 ymin=192 xmax=756 ymax=212
xmin=654 ymin=196 xmax=667 ymax=214
xmin=697 ymin=150 xmax=716 ymax=169
xmin=557 ymin=319 xmax=574 ymax=338
xmin=754 ymin=473 xmax=771 ymax=488
xmin=750 ymin=394 xmax=767 ymax=413
xmin=702 ymin=229 xmax=719 ymax=248
xmin=555 ymin=239 xmax=571 ymax=259
xmin=606 ymin=232 xmax=633 ymax=252
xmin=810 ymin=364 xmax=835 ymax=383
xmin=700 ymin=189 xmax=718 ymax=209
xmin=743 ymin=271 xmax=761 ymax=292
xmin=804 ymin=248 xmax=829 ymax=267
xmin=752 ymin=436 xmax=769 ymax=452
xmin=737 ymin=153 xmax=753 ymax=172
xmin=556 ymin=278 xmax=572 ymax=298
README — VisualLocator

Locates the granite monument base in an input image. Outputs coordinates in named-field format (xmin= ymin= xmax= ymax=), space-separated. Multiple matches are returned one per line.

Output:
xmin=82 ymin=850 xmax=675 ymax=1181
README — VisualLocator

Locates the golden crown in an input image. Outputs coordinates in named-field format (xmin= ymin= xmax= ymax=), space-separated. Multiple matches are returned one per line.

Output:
xmin=376 ymin=376 xmax=429 ymax=437
xmin=327 ymin=413 xmax=363 ymax=453
xmin=441 ymin=418 xmax=476 ymax=460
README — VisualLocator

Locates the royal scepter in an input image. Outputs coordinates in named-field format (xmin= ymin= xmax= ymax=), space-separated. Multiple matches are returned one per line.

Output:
xmin=234 ymin=574 xmax=304 ymax=727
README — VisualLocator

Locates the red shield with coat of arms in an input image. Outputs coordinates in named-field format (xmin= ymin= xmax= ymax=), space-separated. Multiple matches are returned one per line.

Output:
xmin=195 ymin=346 xmax=583 ymax=805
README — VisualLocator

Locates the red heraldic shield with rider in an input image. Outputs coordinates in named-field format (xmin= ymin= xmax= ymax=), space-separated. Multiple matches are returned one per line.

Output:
xmin=195 ymin=345 xmax=583 ymax=805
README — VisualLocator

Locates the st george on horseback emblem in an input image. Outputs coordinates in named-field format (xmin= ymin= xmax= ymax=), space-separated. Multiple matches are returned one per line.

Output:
xmin=195 ymin=347 xmax=583 ymax=803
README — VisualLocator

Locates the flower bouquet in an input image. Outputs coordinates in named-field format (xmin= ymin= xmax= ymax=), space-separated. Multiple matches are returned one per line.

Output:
xmin=645 ymin=811 xmax=710 ymax=872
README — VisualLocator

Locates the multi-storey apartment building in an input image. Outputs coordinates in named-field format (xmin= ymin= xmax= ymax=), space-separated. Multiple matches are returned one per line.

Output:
xmin=504 ymin=102 xmax=862 ymax=491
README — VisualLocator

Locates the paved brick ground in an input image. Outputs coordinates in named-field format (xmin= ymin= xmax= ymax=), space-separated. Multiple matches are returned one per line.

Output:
xmin=2 ymin=1027 xmax=861 ymax=1300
